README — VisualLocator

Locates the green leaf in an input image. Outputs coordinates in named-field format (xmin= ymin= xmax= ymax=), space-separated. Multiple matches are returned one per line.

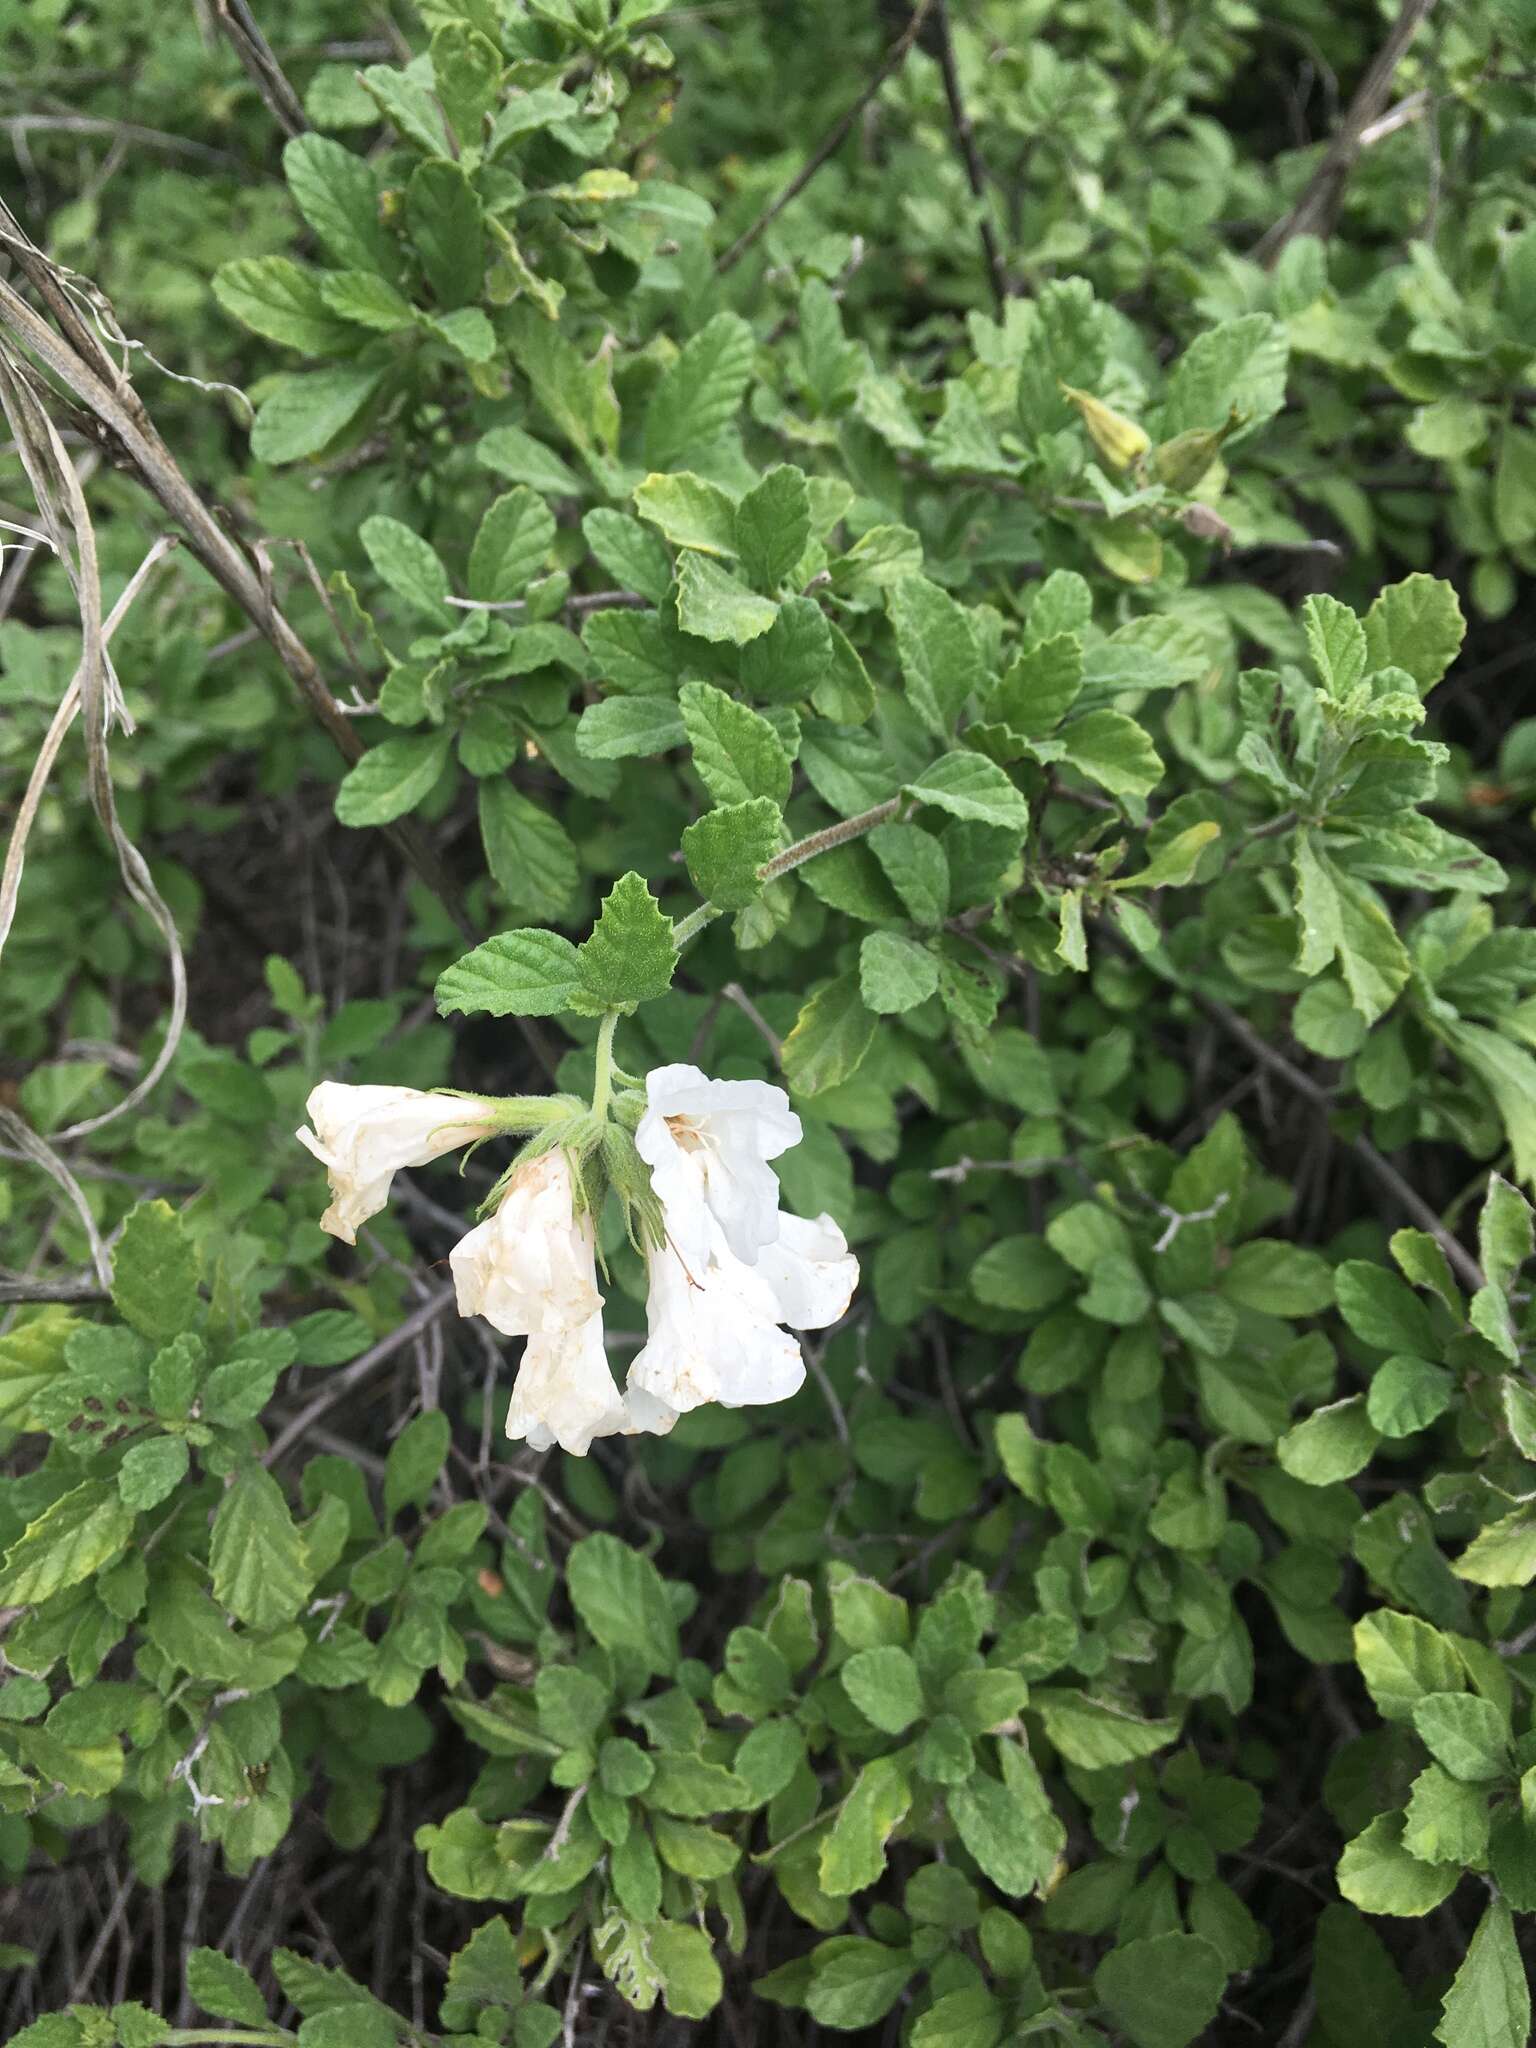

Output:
xmin=1338 ymin=1813 xmax=1459 ymax=1916
xmin=112 ymin=1200 xmax=199 ymax=1342
xmin=1111 ymin=821 xmax=1220 ymax=891
xmin=1276 ymin=1396 xmax=1379 ymax=1485
xmin=0 ymin=1480 xmax=135 ymax=1606
xmin=359 ymin=515 xmax=451 ymax=622
xmin=819 ymin=1755 xmax=911 ymax=1896
xmin=887 ymin=576 xmax=987 ymax=737
xmin=781 ymin=973 xmax=878 ymax=1095
xmin=1032 ymin=1689 xmax=1181 ymax=1768
xmin=212 ymin=256 xmax=357 ymax=353
xmin=859 ymin=931 xmax=939 ymax=1015
xmin=675 ymin=551 xmax=779 ymax=645
xmin=632 ymin=472 xmax=739 ymax=556
xmin=1435 ymin=1898 xmax=1530 ymax=2048
xmin=436 ymin=929 xmax=584 ymax=1018
xmin=577 ymin=873 xmax=676 ymax=1010
xmin=1333 ymin=873 xmax=1411 ymax=1023
xmin=334 ymin=733 xmax=451 ymax=827
xmin=1479 ymin=1174 xmax=1533 ymax=1293
xmin=734 ymin=466 xmax=811 ymax=591
xmin=1058 ymin=709 xmax=1162 ymax=800
xmin=1403 ymin=1764 xmax=1490 ymax=1867
xmin=644 ymin=311 xmax=754 ymax=470
xmin=1353 ymin=1610 xmax=1463 ymax=1721
xmin=679 ymin=681 xmax=792 ymax=806
xmin=384 ymin=1410 xmax=451 ymax=1517
xmin=1303 ymin=593 xmax=1368 ymax=696
xmin=468 ymin=489 xmax=556 ymax=602
xmin=947 ymin=1754 xmax=1061 ymax=1896
xmin=648 ymin=1923 xmax=723 ymax=2021
xmin=1362 ymin=574 xmax=1465 ymax=693
xmin=682 ymin=798 xmax=782 ymax=909
xmin=582 ymin=509 xmax=672 ymax=605
xmin=805 ymin=1940 xmax=915 ymax=2029
xmin=479 ymin=783 xmax=578 ymax=919
xmin=1157 ymin=313 xmax=1288 ymax=442
xmin=186 ymin=1948 xmax=269 ymax=2029
xmin=432 ymin=20 xmax=502 ymax=141
xmin=903 ymin=754 xmax=1028 ymax=832
xmin=1454 ymin=1510 xmax=1536 ymax=1587
xmin=1094 ymin=1934 xmax=1227 ymax=2048
xmin=1335 ymin=1262 xmax=1437 ymax=1354
xmin=1411 ymin=1693 xmax=1509 ymax=1784
xmin=1367 ymin=1355 xmax=1454 ymax=1438
xmin=479 ymin=425 xmax=582 ymax=496
xmin=911 ymin=1988 xmax=1005 ymax=2048
xmin=320 ymin=270 xmax=415 ymax=333
xmin=250 ymin=364 xmax=386 ymax=465
xmin=740 ymin=595 xmax=836 ymax=706
xmin=117 ymin=1435 xmax=190 ymax=1512
xmin=566 ymin=1533 xmax=678 ymax=1675
xmin=868 ymin=823 xmax=948 ymax=925
xmin=990 ymin=633 xmax=1084 ymax=738
xmin=577 ymin=696 xmax=688 ymax=760
xmin=209 ymin=1464 xmax=315 ymax=1630
xmin=841 ymin=1645 xmax=924 ymax=1733
xmin=360 ymin=63 xmax=451 ymax=155
xmin=283 ymin=135 xmax=393 ymax=273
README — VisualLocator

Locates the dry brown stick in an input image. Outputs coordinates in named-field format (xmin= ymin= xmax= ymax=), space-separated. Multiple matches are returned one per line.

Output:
xmin=1190 ymin=987 xmax=1485 ymax=1294
xmin=262 ymin=1286 xmax=457 ymax=1466
xmin=1255 ymin=0 xmax=1437 ymax=265
xmin=0 ymin=266 xmax=473 ymax=943
xmin=715 ymin=0 xmax=937 ymax=275
xmin=213 ymin=0 xmax=311 ymax=138
xmin=932 ymin=1 xmax=1007 ymax=309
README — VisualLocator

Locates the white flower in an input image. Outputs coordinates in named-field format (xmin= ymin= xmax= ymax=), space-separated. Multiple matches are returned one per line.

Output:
xmin=756 ymin=1210 xmax=860 ymax=1330
xmin=635 ymin=1062 xmax=801 ymax=1270
xmin=298 ymin=1083 xmax=502 ymax=1244
xmin=627 ymin=1233 xmax=807 ymax=1419
xmin=450 ymin=1149 xmax=602 ymax=1337
xmin=506 ymin=1312 xmax=630 ymax=1457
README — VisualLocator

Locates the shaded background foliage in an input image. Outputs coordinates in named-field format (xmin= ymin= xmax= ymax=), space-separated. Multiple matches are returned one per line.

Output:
xmin=0 ymin=1 xmax=1535 ymax=2045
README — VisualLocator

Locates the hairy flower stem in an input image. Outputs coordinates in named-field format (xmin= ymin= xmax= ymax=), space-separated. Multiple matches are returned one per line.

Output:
xmin=590 ymin=1010 xmax=620 ymax=1121
xmin=672 ymin=796 xmax=904 ymax=951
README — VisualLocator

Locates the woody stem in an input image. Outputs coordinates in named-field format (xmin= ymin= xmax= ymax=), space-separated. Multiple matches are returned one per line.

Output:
xmin=671 ymin=796 xmax=904 ymax=950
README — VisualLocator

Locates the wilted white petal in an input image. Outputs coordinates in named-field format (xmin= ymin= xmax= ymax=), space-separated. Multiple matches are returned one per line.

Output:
xmin=627 ymin=1238 xmax=805 ymax=1418
xmin=507 ymin=1312 xmax=628 ymax=1457
xmin=297 ymin=1082 xmax=501 ymax=1244
xmin=635 ymin=1061 xmax=800 ymax=1268
xmin=621 ymin=1380 xmax=679 ymax=1439
xmin=450 ymin=1149 xmax=601 ymax=1337
xmin=757 ymin=1211 xmax=859 ymax=1330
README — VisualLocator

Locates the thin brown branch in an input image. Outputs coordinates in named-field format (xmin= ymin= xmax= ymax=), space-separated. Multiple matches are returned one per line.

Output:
xmin=213 ymin=0 xmax=311 ymax=138
xmin=932 ymin=2 xmax=1008 ymax=309
xmin=1255 ymin=0 xmax=1437 ymax=264
xmin=262 ymin=1287 xmax=457 ymax=1466
xmin=715 ymin=0 xmax=936 ymax=274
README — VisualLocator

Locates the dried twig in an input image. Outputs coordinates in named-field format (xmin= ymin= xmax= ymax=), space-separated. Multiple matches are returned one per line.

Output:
xmin=932 ymin=2 xmax=1007 ymax=308
xmin=1255 ymin=0 xmax=1438 ymax=264
xmin=212 ymin=0 xmax=311 ymax=138
xmin=0 ymin=1273 xmax=110 ymax=1304
xmin=262 ymin=1287 xmax=457 ymax=1466
xmin=715 ymin=0 xmax=937 ymax=273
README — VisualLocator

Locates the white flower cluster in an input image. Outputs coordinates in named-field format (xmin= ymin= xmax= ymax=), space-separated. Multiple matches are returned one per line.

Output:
xmin=296 ymin=1064 xmax=857 ymax=1456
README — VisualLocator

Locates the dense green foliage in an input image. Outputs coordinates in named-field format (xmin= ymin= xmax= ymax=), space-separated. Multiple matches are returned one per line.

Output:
xmin=2 ymin=0 xmax=1536 ymax=2042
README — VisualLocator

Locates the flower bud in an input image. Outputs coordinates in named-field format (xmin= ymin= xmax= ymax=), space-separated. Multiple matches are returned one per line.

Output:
xmin=1060 ymin=384 xmax=1150 ymax=471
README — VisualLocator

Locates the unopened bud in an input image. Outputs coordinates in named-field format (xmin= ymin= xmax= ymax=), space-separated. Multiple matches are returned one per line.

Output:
xmin=1151 ymin=414 xmax=1238 ymax=491
xmin=1060 ymin=384 xmax=1150 ymax=470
